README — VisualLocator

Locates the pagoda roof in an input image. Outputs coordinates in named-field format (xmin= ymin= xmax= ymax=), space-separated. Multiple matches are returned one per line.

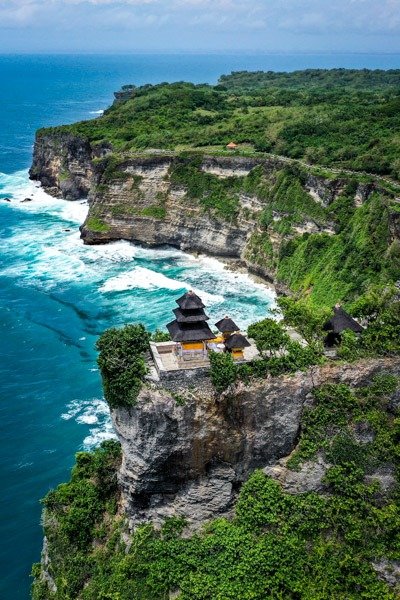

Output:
xmin=225 ymin=333 xmax=251 ymax=349
xmin=323 ymin=306 xmax=363 ymax=334
xmin=176 ymin=291 xmax=205 ymax=310
xmin=173 ymin=308 xmax=209 ymax=323
xmin=167 ymin=320 xmax=214 ymax=342
xmin=215 ymin=316 xmax=239 ymax=333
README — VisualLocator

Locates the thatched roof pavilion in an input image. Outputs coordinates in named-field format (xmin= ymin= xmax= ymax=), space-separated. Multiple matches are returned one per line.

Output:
xmin=323 ymin=305 xmax=363 ymax=335
xmin=323 ymin=305 xmax=363 ymax=347
xmin=215 ymin=316 xmax=239 ymax=334
xmin=224 ymin=333 xmax=251 ymax=350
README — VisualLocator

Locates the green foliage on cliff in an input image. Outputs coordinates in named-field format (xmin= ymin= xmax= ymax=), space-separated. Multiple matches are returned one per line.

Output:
xmin=42 ymin=71 xmax=400 ymax=179
xmin=209 ymin=351 xmax=237 ymax=393
xmin=96 ymin=324 xmax=150 ymax=408
xmin=248 ymin=318 xmax=291 ymax=357
xmin=277 ymin=191 xmax=399 ymax=306
xmin=85 ymin=216 xmax=111 ymax=233
xmin=32 ymin=440 xmax=121 ymax=600
xmin=287 ymin=373 xmax=400 ymax=473
xmin=32 ymin=377 xmax=400 ymax=600
xmin=169 ymin=156 xmax=241 ymax=221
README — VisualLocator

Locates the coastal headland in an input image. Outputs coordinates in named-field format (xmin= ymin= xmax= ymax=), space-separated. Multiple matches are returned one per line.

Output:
xmin=30 ymin=70 xmax=400 ymax=599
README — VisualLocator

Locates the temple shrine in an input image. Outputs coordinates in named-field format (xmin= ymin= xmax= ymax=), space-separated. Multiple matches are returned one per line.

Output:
xmin=150 ymin=291 xmax=258 ymax=378
xmin=167 ymin=291 xmax=213 ymax=361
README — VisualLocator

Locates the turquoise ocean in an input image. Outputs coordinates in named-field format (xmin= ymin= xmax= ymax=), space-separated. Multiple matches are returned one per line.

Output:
xmin=1 ymin=53 xmax=400 ymax=599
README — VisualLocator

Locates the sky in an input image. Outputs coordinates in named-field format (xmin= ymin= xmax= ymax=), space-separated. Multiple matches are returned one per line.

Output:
xmin=0 ymin=0 xmax=400 ymax=54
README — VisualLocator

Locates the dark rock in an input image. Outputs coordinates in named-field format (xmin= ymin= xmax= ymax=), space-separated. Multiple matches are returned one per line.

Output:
xmin=21 ymin=197 xmax=32 ymax=203
xmin=111 ymin=357 xmax=400 ymax=531
xmin=2 ymin=197 xmax=11 ymax=202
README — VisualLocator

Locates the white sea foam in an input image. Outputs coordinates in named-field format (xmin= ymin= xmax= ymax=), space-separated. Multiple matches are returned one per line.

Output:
xmin=100 ymin=266 xmax=224 ymax=304
xmin=61 ymin=398 xmax=116 ymax=450
xmin=89 ymin=109 xmax=104 ymax=115
xmin=0 ymin=169 xmax=88 ymax=223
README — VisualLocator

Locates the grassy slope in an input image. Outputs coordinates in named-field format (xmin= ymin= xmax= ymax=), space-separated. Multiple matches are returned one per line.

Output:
xmin=32 ymin=375 xmax=400 ymax=600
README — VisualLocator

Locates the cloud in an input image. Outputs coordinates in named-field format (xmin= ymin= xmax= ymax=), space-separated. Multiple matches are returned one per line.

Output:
xmin=1 ymin=0 xmax=400 ymax=49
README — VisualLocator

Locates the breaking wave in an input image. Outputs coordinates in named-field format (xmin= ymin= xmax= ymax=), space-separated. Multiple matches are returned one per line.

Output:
xmin=1 ymin=169 xmax=276 ymax=450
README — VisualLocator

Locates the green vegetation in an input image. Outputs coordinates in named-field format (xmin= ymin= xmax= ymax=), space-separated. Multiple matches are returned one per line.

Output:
xmin=169 ymin=156 xmax=240 ymax=220
xmin=209 ymin=351 xmax=237 ymax=393
xmin=248 ymin=318 xmax=290 ymax=357
xmin=42 ymin=71 xmax=400 ymax=305
xmin=32 ymin=440 xmax=122 ymax=600
xmin=219 ymin=69 xmax=400 ymax=91
xmin=340 ymin=285 xmax=400 ymax=358
xmin=277 ymin=192 xmax=400 ymax=305
xmin=96 ymin=324 xmax=150 ymax=408
xmin=85 ymin=216 xmax=111 ymax=233
xmin=32 ymin=378 xmax=400 ymax=600
xmin=41 ymin=71 xmax=400 ymax=179
xmin=150 ymin=329 xmax=171 ymax=342
xmin=140 ymin=205 xmax=166 ymax=219
xmin=276 ymin=296 xmax=330 ymax=344
xmin=287 ymin=374 xmax=400 ymax=472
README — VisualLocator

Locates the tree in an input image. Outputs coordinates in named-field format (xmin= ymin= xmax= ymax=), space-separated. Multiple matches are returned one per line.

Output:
xmin=96 ymin=324 xmax=151 ymax=408
xmin=209 ymin=351 xmax=237 ymax=393
xmin=248 ymin=318 xmax=290 ymax=357
xmin=277 ymin=296 xmax=329 ymax=344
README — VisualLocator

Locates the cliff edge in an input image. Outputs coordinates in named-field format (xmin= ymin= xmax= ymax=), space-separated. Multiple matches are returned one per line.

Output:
xmin=111 ymin=357 xmax=400 ymax=531
xmin=29 ymin=130 xmax=400 ymax=303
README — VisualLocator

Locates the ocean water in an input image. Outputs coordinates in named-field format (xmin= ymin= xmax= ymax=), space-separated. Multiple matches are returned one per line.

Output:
xmin=1 ymin=54 xmax=399 ymax=600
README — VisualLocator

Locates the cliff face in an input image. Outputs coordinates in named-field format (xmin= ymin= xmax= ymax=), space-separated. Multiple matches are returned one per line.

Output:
xmin=86 ymin=156 xmax=252 ymax=260
xmin=29 ymin=134 xmax=354 ymax=282
xmin=29 ymin=133 xmax=111 ymax=200
xmin=30 ymin=132 xmax=400 ymax=297
xmin=111 ymin=357 xmax=400 ymax=531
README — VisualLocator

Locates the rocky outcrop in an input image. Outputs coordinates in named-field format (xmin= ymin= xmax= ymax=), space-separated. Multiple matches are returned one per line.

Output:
xmin=111 ymin=357 xmax=400 ymax=531
xmin=29 ymin=133 xmax=111 ymax=200
xmin=263 ymin=454 xmax=330 ymax=494
xmin=305 ymin=174 xmax=347 ymax=206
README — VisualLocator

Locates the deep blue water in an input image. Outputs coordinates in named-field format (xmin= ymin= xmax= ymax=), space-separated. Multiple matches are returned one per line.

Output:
xmin=1 ymin=53 xmax=400 ymax=600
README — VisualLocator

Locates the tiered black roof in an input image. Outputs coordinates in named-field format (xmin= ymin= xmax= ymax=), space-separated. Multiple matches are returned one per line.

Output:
xmin=176 ymin=291 xmax=205 ymax=310
xmin=323 ymin=306 xmax=363 ymax=334
xmin=215 ymin=316 xmax=239 ymax=333
xmin=173 ymin=308 xmax=209 ymax=323
xmin=167 ymin=291 xmax=213 ymax=343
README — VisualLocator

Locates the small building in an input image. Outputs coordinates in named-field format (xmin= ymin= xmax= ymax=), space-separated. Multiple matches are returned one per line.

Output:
xmin=215 ymin=316 xmax=239 ymax=339
xmin=323 ymin=304 xmax=364 ymax=347
xmin=167 ymin=291 xmax=214 ymax=361
xmin=226 ymin=141 xmax=238 ymax=150
xmin=224 ymin=332 xmax=251 ymax=361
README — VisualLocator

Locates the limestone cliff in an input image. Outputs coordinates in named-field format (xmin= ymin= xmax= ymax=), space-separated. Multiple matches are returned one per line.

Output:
xmin=111 ymin=357 xmax=400 ymax=531
xmin=28 ymin=134 xmax=359 ymax=283
xmin=30 ymin=131 xmax=400 ymax=301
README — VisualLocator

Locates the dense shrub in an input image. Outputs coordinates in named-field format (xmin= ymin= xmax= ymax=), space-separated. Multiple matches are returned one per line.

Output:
xmin=96 ymin=324 xmax=151 ymax=408
xmin=248 ymin=318 xmax=290 ymax=356
xmin=209 ymin=351 xmax=237 ymax=393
